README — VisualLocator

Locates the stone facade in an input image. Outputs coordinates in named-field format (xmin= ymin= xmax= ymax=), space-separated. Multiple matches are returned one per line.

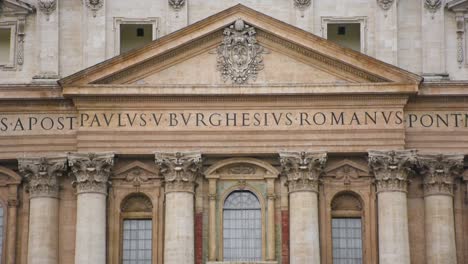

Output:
xmin=0 ymin=1 xmax=467 ymax=264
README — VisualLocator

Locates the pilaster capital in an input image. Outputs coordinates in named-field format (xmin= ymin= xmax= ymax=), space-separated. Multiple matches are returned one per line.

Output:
xmin=418 ymin=154 xmax=464 ymax=196
xmin=368 ymin=150 xmax=417 ymax=193
xmin=68 ymin=152 xmax=115 ymax=195
xmin=155 ymin=152 xmax=202 ymax=193
xmin=279 ymin=151 xmax=327 ymax=193
xmin=18 ymin=156 xmax=67 ymax=198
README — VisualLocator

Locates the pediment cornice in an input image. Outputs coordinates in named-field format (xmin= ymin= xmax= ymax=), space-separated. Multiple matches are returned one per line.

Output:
xmin=0 ymin=0 xmax=35 ymax=16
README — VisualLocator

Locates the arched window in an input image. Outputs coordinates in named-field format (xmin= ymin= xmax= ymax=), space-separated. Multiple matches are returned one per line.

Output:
xmin=121 ymin=193 xmax=153 ymax=264
xmin=331 ymin=192 xmax=363 ymax=264
xmin=223 ymin=191 xmax=262 ymax=261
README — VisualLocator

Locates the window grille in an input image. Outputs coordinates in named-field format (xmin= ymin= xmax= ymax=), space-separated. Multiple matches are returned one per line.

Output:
xmin=223 ymin=191 xmax=262 ymax=261
xmin=122 ymin=219 xmax=152 ymax=264
xmin=332 ymin=218 xmax=363 ymax=264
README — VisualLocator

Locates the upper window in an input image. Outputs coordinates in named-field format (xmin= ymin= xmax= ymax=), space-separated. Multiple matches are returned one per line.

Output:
xmin=331 ymin=193 xmax=363 ymax=264
xmin=0 ymin=28 xmax=12 ymax=65
xmin=321 ymin=17 xmax=367 ymax=54
xmin=120 ymin=193 xmax=153 ymax=264
xmin=113 ymin=18 xmax=159 ymax=55
xmin=223 ymin=191 xmax=262 ymax=261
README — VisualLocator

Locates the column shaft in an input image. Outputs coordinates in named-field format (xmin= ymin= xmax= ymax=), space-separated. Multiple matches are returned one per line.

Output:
xmin=27 ymin=198 xmax=59 ymax=264
xmin=75 ymin=193 xmax=107 ymax=264
xmin=266 ymin=195 xmax=276 ymax=261
xmin=377 ymin=192 xmax=410 ymax=264
xmin=289 ymin=191 xmax=320 ymax=264
xmin=208 ymin=195 xmax=216 ymax=261
xmin=164 ymin=192 xmax=195 ymax=264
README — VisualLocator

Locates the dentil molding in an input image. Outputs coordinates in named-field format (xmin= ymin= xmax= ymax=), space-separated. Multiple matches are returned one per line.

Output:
xmin=279 ymin=151 xmax=327 ymax=193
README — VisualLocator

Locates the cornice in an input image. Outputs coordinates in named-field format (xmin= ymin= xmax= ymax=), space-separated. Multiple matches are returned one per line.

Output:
xmin=419 ymin=81 xmax=468 ymax=96
xmin=0 ymin=84 xmax=63 ymax=100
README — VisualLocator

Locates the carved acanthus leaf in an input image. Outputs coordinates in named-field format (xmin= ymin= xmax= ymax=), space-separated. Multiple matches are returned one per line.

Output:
xmin=168 ymin=0 xmax=185 ymax=11
xmin=216 ymin=19 xmax=267 ymax=84
xmin=18 ymin=156 xmax=67 ymax=198
xmin=68 ymin=152 xmax=115 ymax=194
xmin=377 ymin=0 xmax=394 ymax=10
xmin=418 ymin=154 xmax=464 ymax=196
xmin=155 ymin=152 xmax=202 ymax=193
xmin=368 ymin=150 xmax=418 ymax=192
xmin=279 ymin=151 xmax=327 ymax=192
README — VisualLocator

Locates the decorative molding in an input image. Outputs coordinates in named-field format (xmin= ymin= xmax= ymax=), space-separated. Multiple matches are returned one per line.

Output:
xmin=331 ymin=193 xmax=362 ymax=211
xmin=121 ymin=193 xmax=153 ymax=212
xmin=456 ymin=14 xmax=465 ymax=67
xmin=16 ymin=18 xmax=25 ymax=65
xmin=18 ymin=156 xmax=67 ymax=198
xmin=216 ymin=19 xmax=267 ymax=84
xmin=228 ymin=165 xmax=256 ymax=174
xmin=368 ymin=150 xmax=418 ymax=193
xmin=68 ymin=152 xmax=115 ymax=194
xmin=279 ymin=151 xmax=327 ymax=193
xmin=168 ymin=0 xmax=185 ymax=11
xmin=37 ymin=0 xmax=56 ymax=18
xmin=113 ymin=161 xmax=159 ymax=187
xmin=294 ymin=0 xmax=311 ymax=11
xmin=376 ymin=0 xmax=394 ymax=10
xmin=155 ymin=152 xmax=202 ymax=193
xmin=325 ymin=159 xmax=369 ymax=185
xmin=424 ymin=0 xmax=442 ymax=13
xmin=83 ymin=0 xmax=104 ymax=17
xmin=418 ymin=154 xmax=464 ymax=196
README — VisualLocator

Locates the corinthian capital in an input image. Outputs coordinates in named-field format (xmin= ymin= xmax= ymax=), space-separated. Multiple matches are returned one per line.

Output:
xmin=18 ymin=156 xmax=67 ymax=198
xmin=68 ymin=152 xmax=114 ymax=194
xmin=418 ymin=154 xmax=464 ymax=196
xmin=368 ymin=150 xmax=417 ymax=192
xmin=279 ymin=152 xmax=327 ymax=193
xmin=155 ymin=152 xmax=202 ymax=193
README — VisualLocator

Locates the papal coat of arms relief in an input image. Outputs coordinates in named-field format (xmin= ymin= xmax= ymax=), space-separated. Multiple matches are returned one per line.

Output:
xmin=216 ymin=19 xmax=268 ymax=84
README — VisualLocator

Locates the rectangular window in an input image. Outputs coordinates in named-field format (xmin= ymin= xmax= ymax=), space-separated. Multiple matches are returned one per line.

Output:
xmin=332 ymin=218 xmax=362 ymax=264
xmin=122 ymin=219 xmax=152 ymax=264
xmin=0 ymin=28 xmax=12 ymax=65
xmin=327 ymin=23 xmax=361 ymax=52
xmin=120 ymin=24 xmax=153 ymax=54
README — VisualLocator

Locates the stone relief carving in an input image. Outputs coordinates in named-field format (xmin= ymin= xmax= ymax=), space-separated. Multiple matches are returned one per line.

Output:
xmin=155 ymin=152 xmax=202 ymax=193
xmin=331 ymin=193 xmax=362 ymax=211
xmin=37 ymin=0 xmax=56 ymax=18
xmin=368 ymin=150 xmax=418 ymax=192
xmin=456 ymin=15 xmax=465 ymax=66
xmin=84 ymin=0 xmax=104 ymax=17
xmin=68 ymin=152 xmax=115 ymax=194
xmin=376 ymin=0 xmax=394 ymax=10
xmin=418 ymin=154 xmax=464 ymax=196
xmin=18 ymin=156 xmax=67 ymax=198
xmin=216 ymin=19 xmax=267 ymax=84
xmin=228 ymin=165 xmax=256 ymax=174
xmin=168 ymin=0 xmax=185 ymax=11
xmin=294 ymin=0 xmax=311 ymax=11
xmin=121 ymin=194 xmax=153 ymax=212
xmin=424 ymin=0 xmax=442 ymax=13
xmin=279 ymin=151 xmax=327 ymax=193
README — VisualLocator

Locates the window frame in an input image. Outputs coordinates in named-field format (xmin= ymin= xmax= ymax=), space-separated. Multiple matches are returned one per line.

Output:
xmin=321 ymin=16 xmax=368 ymax=54
xmin=0 ymin=21 xmax=17 ymax=69
xmin=218 ymin=186 xmax=267 ymax=261
xmin=113 ymin=17 xmax=159 ymax=56
xmin=0 ymin=200 xmax=6 ymax=264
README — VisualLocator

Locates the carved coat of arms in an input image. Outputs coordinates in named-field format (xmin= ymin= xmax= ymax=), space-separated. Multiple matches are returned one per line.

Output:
xmin=216 ymin=19 xmax=267 ymax=84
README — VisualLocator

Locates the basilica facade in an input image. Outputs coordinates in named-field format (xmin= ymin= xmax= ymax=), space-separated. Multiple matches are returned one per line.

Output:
xmin=0 ymin=1 xmax=467 ymax=264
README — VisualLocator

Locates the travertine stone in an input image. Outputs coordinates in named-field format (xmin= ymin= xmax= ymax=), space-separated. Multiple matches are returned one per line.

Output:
xmin=208 ymin=179 xmax=217 ymax=261
xmin=369 ymin=150 xmax=417 ymax=264
xmin=155 ymin=152 xmax=202 ymax=264
xmin=266 ymin=178 xmax=276 ymax=261
xmin=35 ymin=0 xmax=59 ymax=79
xmin=377 ymin=191 xmax=411 ymax=264
xmin=280 ymin=151 xmax=327 ymax=264
xmin=68 ymin=152 xmax=114 ymax=264
xmin=18 ymin=156 xmax=66 ymax=264
xmin=419 ymin=154 xmax=463 ymax=264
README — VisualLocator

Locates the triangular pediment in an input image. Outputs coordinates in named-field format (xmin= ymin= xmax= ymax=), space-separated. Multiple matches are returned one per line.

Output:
xmin=59 ymin=4 xmax=421 ymax=96
xmin=0 ymin=0 xmax=35 ymax=16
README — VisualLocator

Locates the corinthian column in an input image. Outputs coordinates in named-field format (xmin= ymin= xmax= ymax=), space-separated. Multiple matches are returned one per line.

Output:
xmin=155 ymin=152 xmax=202 ymax=264
xmin=368 ymin=150 xmax=417 ymax=264
xmin=18 ymin=156 xmax=67 ymax=264
xmin=68 ymin=152 xmax=114 ymax=264
xmin=279 ymin=152 xmax=327 ymax=264
xmin=418 ymin=154 xmax=464 ymax=264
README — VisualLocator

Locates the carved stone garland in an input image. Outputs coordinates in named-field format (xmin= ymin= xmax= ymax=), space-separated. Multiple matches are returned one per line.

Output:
xmin=168 ymin=0 xmax=185 ymax=11
xmin=424 ymin=0 xmax=442 ymax=13
xmin=279 ymin=152 xmax=327 ymax=193
xmin=68 ymin=152 xmax=115 ymax=194
xmin=368 ymin=150 xmax=418 ymax=192
xmin=155 ymin=152 xmax=202 ymax=193
xmin=418 ymin=154 xmax=464 ymax=196
xmin=294 ymin=0 xmax=311 ymax=11
xmin=216 ymin=19 xmax=267 ymax=84
xmin=377 ymin=0 xmax=394 ymax=10
xmin=84 ymin=0 xmax=104 ymax=17
xmin=18 ymin=157 xmax=67 ymax=198
xmin=37 ymin=0 xmax=56 ymax=19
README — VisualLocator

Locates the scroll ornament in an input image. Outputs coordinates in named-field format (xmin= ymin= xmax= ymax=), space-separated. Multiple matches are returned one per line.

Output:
xmin=18 ymin=157 xmax=67 ymax=198
xmin=216 ymin=19 xmax=267 ymax=84
xmin=68 ymin=152 xmax=114 ymax=194
xmin=155 ymin=152 xmax=202 ymax=193
xmin=418 ymin=154 xmax=464 ymax=196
